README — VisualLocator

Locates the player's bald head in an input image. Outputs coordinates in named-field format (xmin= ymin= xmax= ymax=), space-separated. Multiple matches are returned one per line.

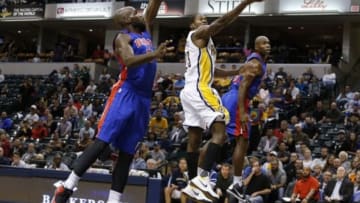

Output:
xmin=255 ymin=36 xmax=269 ymax=47
xmin=113 ymin=6 xmax=136 ymax=27
xmin=254 ymin=36 xmax=271 ymax=56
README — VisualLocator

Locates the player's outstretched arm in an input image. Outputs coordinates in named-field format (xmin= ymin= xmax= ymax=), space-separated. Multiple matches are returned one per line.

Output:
xmin=115 ymin=34 xmax=172 ymax=68
xmin=238 ymin=60 xmax=262 ymax=122
xmin=193 ymin=0 xmax=264 ymax=39
xmin=144 ymin=0 xmax=162 ymax=33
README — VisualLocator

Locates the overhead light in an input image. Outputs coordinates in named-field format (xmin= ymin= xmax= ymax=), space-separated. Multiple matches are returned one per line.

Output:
xmin=288 ymin=26 xmax=292 ymax=30
xmin=89 ymin=29 xmax=93 ymax=32
xmin=300 ymin=26 xmax=304 ymax=30
xmin=17 ymin=30 xmax=22 ymax=34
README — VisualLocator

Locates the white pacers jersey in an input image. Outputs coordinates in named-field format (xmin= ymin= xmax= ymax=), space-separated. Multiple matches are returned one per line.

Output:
xmin=184 ymin=30 xmax=217 ymax=87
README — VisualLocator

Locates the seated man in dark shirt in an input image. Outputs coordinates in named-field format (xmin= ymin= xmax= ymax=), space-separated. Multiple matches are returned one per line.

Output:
xmin=164 ymin=158 xmax=188 ymax=203
xmin=230 ymin=160 xmax=271 ymax=203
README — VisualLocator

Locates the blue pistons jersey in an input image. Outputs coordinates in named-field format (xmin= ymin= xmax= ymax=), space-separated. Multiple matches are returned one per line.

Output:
xmin=221 ymin=52 xmax=267 ymax=137
xmin=96 ymin=30 xmax=156 ymax=154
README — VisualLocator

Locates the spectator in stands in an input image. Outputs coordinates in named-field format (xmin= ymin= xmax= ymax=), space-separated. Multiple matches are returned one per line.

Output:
xmin=10 ymin=138 xmax=24 ymax=157
xmin=213 ymin=163 xmax=232 ymax=203
xmin=63 ymin=100 xmax=78 ymax=121
xmin=21 ymin=142 xmax=36 ymax=163
xmin=353 ymin=171 xmax=360 ymax=203
xmin=31 ymin=120 xmax=48 ymax=140
xmin=326 ymin=102 xmax=343 ymax=123
xmin=278 ymin=142 xmax=290 ymax=165
xmin=290 ymin=166 xmax=320 ymax=203
xmin=302 ymin=116 xmax=319 ymax=139
xmin=270 ymin=88 xmax=284 ymax=109
xmin=0 ymin=146 xmax=10 ymax=165
xmin=17 ymin=120 xmax=32 ymax=139
xmin=49 ymin=99 xmax=63 ymax=118
xmin=92 ymin=44 xmax=104 ymax=59
xmin=275 ymin=67 xmax=287 ymax=81
xmin=173 ymin=73 xmax=185 ymax=91
xmin=78 ymin=120 xmax=95 ymax=141
xmin=130 ymin=149 xmax=146 ymax=170
xmin=146 ymin=158 xmax=162 ymax=179
xmin=76 ymin=131 xmax=92 ymax=152
xmin=84 ymin=80 xmax=97 ymax=94
xmin=164 ymin=158 xmax=188 ymax=203
xmin=337 ymin=85 xmax=354 ymax=107
xmin=12 ymin=152 xmax=27 ymax=168
xmin=0 ymin=69 xmax=5 ymax=83
xmin=285 ymin=156 xmax=302 ymax=184
xmin=257 ymin=127 xmax=278 ymax=154
xmin=308 ymin=77 xmax=321 ymax=101
xmin=293 ymin=123 xmax=310 ymax=147
xmin=267 ymin=158 xmax=287 ymax=203
xmin=168 ymin=119 xmax=186 ymax=146
xmin=149 ymin=109 xmax=168 ymax=138
xmin=273 ymin=120 xmax=291 ymax=144
xmin=80 ymin=99 xmax=93 ymax=119
xmin=263 ymin=151 xmax=284 ymax=174
xmin=47 ymin=153 xmax=70 ymax=171
xmin=240 ymin=160 xmax=271 ymax=203
xmin=320 ymin=170 xmax=333 ymax=197
xmin=323 ymin=166 xmax=353 ymax=203
xmin=56 ymin=116 xmax=72 ymax=138
xmin=302 ymin=67 xmax=314 ymax=83
xmin=74 ymin=78 xmax=85 ymax=93
xmin=0 ymin=130 xmax=10 ymax=157
xmin=58 ymin=87 xmax=73 ymax=106
xmin=258 ymin=82 xmax=270 ymax=105
xmin=286 ymin=79 xmax=300 ymax=101
xmin=48 ymin=132 xmax=63 ymax=152
xmin=322 ymin=69 xmax=336 ymax=99
xmin=339 ymin=151 xmax=351 ymax=172
xmin=312 ymin=147 xmax=329 ymax=170
xmin=23 ymin=105 xmax=39 ymax=125
xmin=20 ymin=78 xmax=35 ymax=109
xmin=303 ymin=148 xmax=313 ymax=169
xmin=150 ymin=142 xmax=166 ymax=166
xmin=312 ymin=101 xmax=326 ymax=124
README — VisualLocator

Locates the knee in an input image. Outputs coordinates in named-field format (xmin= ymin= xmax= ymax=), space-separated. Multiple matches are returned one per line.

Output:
xmin=212 ymin=132 xmax=226 ymax=145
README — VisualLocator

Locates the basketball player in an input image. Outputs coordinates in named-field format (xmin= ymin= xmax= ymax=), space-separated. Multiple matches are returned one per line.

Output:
xmin=222 ymin=36 xmax=270 ymax=200
xmin=180 ymin=0 xmax=264 ymax=201
xmin=51 ymin=1 xmax=173 ymax=203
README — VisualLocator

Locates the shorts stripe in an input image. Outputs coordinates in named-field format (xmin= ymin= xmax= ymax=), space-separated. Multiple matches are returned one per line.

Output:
xmin=196 ymin=48 xmax=215 ymax=112
xmin=97 ymin=67 xmax=127 ymax=136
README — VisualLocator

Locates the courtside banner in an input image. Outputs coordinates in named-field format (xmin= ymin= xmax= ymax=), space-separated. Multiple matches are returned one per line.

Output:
xmin=0 ymin=4 xmax=44 ymax=18
xmin=126 ymin=0 xmax=185 ymax=16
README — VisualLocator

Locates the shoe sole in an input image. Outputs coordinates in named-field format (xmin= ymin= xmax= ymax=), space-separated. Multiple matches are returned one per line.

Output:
xmin=181 ymin=190 xmax=211 ymax=203
xmin=190 ymin=181 xmax=218 ymax=201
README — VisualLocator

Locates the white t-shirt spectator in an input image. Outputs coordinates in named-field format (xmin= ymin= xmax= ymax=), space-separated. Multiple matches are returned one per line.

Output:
xmin=23 ymin=113 xmax=39 ymax=125
xmin=79 ymin=126 xmax=95 ymax=141
xmin=80 ymin=104 xmax=93 ymax=119
xmin=85 ymin=84 xmax=97 ymax=94
xmin=322 ymin=73 xmax=336 ymax=86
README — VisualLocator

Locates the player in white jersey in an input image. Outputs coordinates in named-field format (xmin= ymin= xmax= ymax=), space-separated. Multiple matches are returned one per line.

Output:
xmin=180 ymin=0 xmax=264 ymax=202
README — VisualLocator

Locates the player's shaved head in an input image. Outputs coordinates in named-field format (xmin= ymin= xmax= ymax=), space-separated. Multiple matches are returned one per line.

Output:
xmin=254 ymin=36 xmax=271 ymax=56
xmin=255 ymin=36 xmax=269 ymax=47
xmin=113 ymin=6 xmax=136 ymax=28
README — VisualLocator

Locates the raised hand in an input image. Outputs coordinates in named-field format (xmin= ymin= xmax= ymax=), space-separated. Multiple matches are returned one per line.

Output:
xmin=154 ymin=40 xmax=174 ymax=58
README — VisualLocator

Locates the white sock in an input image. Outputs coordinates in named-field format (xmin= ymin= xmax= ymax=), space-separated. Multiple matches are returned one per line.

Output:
xmin=234 ymin=176 xmax=242 ymax=185
xmin=63 ymin=171 xmax=80 ymax=190
xmin=107 ymin=190 xmax=122 ymax=203
xmin=197 ymin=167 xmax=205 ymax=176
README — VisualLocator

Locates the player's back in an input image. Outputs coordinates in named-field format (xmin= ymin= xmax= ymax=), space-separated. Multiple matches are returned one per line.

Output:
xmin=113 ymin=29 xmax=156 ymax=98
xmin=183 ymin=30 xmax=217 ymax=89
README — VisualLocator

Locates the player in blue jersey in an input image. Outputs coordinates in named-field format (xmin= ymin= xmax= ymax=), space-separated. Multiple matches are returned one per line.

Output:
xmin=51 ymin=1 xmax=173 ymax=203
xmin=222 ymin=36 xmax=271 ymax=201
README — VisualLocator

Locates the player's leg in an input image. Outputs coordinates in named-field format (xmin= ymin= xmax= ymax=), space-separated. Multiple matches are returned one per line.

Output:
xmin=107 ymin=93 xmax=150 ymax=203
xmin=108 ymin=150 xmax=134 ymax=203
xmin=51 ymin=86 xmax=125 ymax=203
xmin=52 ymin=139 xmax=109 ymax=203
xmin=187 ymin=126 xmax=203 ymax=180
